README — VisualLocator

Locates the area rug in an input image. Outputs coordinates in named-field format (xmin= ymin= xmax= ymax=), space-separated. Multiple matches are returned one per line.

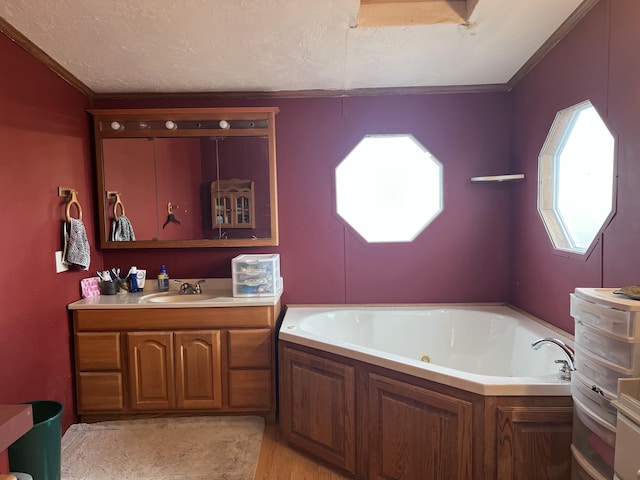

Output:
xmin=61 ymin=416 xmax=265 ymax=480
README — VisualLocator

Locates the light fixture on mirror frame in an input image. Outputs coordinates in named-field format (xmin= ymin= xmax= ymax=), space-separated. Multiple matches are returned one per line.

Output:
xmin=104 ymin=118 xmax=274 ymax=134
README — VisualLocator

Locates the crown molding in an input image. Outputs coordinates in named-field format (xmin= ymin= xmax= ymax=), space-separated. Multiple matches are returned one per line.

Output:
xmin=0 ymin=16 xmax=95 ymax=97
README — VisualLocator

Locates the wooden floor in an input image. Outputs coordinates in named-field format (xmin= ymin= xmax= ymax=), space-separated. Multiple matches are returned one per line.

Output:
xmin=254 ymin=421 xmax=352 ymax=480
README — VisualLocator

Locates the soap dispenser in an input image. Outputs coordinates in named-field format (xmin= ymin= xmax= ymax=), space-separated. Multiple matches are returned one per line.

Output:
xmin=158 ymin=265 xmax=170 ymax=292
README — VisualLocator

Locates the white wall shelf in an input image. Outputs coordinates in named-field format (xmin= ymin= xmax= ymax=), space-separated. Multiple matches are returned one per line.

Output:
xmin=470 ymin=174 xmax=525 ymax=183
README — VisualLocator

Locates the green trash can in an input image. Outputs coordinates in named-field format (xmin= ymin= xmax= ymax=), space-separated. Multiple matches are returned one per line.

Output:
xmin=8 ymin=401 xmax=63 ymax=480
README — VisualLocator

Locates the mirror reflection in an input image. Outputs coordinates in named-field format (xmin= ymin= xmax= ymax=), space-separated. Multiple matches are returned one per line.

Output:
xmin=92 ymin=108 xmax=279 ymax=248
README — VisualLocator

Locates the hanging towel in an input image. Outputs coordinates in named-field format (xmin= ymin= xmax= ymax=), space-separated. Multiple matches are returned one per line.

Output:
xmin=63 ymin=218 xmax=91 ymax=270
xmin=110 ymin=215 xmax=136 ymax=242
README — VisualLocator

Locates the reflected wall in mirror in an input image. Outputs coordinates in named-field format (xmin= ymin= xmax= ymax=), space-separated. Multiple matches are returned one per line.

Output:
xmin=91 ymin=107 xmax=279 ymax=248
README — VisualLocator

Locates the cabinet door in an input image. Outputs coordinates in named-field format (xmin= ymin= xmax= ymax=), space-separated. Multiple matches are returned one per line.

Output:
xmin=497 ymin=406 xmax=572 ymax=480
xmin=280 ymin=347 xmax=356 ymax=475
xmin=174 ymin=331 xmax=223 ymax=409
xmin=234 ymin=194 xmax=254 ymax=228
xmin=213 ymin=195 xmax=233 ymax=227
xmin=127 ymin=332 xmax=175 ymax=410
xmin=368 ymin=373 xmax=473 ymax=480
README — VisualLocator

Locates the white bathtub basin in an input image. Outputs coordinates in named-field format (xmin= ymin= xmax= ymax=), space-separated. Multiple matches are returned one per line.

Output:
xmin=279 ymin=304 xmax=573 ymax=396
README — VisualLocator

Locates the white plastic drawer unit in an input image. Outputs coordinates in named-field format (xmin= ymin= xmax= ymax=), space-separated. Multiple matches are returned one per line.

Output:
xmin=575 ymin=346 xmax=638 ymax=396
xmin=575 ymin=321 xmax=640 ymax=371
xmin=232 ymin=254 xmax=281 ymax=297
xmin=573 ymin=396 xmax=616 ymax=479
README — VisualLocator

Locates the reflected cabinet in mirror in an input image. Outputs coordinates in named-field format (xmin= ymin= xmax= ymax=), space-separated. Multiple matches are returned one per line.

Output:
xmin=90 ymin=107 xmax=279 ymax=248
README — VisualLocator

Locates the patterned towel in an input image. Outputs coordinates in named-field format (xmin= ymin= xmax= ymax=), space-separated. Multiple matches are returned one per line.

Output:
xmin=64 ymin=218 xmax=91 ymax=270
xmin=110 ymin=215 xmax=136 ymax=242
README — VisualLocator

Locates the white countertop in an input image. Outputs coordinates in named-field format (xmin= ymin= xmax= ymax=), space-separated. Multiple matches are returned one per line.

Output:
xmin=68 ymin=278 xmax=282 ymax=310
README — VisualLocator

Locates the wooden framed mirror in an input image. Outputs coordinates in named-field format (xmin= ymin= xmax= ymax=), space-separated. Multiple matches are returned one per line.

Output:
xmin=90 ymin=107 xmax=279 ymax=248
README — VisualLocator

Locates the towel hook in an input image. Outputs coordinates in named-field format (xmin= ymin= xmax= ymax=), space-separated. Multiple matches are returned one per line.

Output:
xmin=107 ymin=191 xmax=125 ymax=219
xmin=163 ymin=202 xmax=181 ymax=229
xmin=58 ymin=186 xmax=83 ymax=222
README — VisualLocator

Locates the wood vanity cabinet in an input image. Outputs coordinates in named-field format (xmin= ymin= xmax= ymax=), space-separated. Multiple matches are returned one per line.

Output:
xmin=73 ymin=304 xmax=278 ymax=421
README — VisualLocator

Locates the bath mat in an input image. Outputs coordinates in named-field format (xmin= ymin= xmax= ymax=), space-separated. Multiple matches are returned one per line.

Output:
xmin=61 ymin=416 xmax=264 ymax=480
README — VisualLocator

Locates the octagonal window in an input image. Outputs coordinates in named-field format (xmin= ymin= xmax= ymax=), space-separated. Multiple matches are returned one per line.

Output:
xmin=335 ymin=134 xmax=443 ymax=243
xmin=538 ymin=100 xmax=616 ymax=255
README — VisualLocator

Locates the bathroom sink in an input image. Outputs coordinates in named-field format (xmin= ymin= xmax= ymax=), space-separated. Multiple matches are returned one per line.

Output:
xmin=141 ymin=293 xmax=219 ymax=303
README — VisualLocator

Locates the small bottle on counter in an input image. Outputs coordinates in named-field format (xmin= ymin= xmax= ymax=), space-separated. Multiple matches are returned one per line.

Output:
xmin=158 ymin=265 xmax=170 ymax=292
xmin=129 ymin=266 xmax=139 ymax=293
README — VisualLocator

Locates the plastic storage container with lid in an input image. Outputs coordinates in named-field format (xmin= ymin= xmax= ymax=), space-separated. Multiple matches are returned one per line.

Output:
xmin=571 ymin=288 xmax=640 ymax=480
xmin=232 ymin=254 xmax=281 ymax=297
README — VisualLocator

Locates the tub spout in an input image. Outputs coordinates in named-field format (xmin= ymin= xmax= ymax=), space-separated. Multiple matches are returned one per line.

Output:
xmin=531 ymin=338 xmax=575 ymax=380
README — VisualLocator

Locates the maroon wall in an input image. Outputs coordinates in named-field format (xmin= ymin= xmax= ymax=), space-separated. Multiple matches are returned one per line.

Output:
xmin=96 ymin=94 xmax=513 ymax=305
xmin=510 ymin=0 xmax=639 ymax=333
xmin=0 ymin=33 xmax=96 ymax=431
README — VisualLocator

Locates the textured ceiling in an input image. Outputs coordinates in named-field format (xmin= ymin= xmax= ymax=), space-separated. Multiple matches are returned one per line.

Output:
xmin=0 ymin=0 xmax=588 ymax=95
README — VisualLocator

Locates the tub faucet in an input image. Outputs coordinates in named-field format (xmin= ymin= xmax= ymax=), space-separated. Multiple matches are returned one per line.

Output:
xmin=531 ymin=338 xmax=575 ymax=380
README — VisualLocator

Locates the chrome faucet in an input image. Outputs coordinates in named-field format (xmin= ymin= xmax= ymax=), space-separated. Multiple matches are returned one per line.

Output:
xmin=531 ymin=338 xmax=576 ymax=380
xmin=176 ymin=279 xmax=206 ymax=294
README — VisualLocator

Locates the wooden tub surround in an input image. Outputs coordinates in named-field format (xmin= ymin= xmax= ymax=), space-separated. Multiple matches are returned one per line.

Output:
xmin=277 ymin=305 xmax=575 ymax=479
xmin=279 ymin=342 xmax=573 ymax=480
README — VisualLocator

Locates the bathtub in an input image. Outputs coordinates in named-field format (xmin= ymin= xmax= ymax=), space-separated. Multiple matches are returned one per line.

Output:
xmin=279 ymin=304 xmax=573 ymax=396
